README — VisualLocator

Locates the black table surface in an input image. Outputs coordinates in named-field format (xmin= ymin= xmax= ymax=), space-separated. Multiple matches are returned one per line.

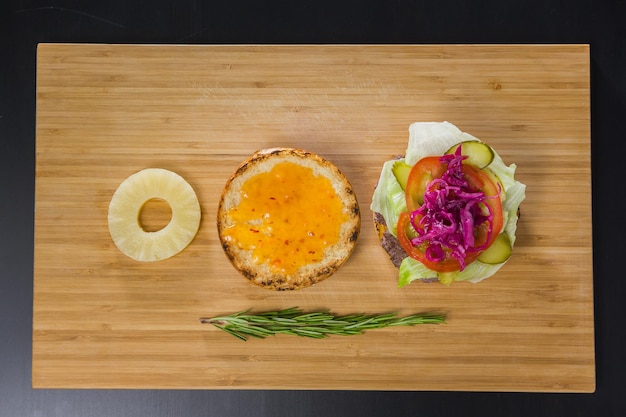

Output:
xmin=2 ymin=1 xmax=624 ymax=416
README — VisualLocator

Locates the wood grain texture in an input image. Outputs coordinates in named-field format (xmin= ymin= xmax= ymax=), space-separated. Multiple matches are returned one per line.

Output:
xmin=33 ymin=44 xmax=594 ymax=392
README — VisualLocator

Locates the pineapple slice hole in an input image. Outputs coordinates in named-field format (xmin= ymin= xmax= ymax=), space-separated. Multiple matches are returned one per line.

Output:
xmin=108 ymin=168 xmax=201 ymax=262
xmin=139 ymin=198 xmax=173 ymax=232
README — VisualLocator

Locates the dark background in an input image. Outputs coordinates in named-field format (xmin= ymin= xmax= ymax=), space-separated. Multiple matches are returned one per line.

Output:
xmin=2 ymin=1 xmax=624 ymax=416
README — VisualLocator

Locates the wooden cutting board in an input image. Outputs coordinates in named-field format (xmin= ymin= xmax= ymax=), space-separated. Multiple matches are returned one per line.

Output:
xmin=33 ymin=44 xmax=594 ymax=392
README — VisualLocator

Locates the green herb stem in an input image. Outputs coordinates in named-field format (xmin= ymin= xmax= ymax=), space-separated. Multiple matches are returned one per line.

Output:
xmin=200 ymin=307 xmax=445 ymax=341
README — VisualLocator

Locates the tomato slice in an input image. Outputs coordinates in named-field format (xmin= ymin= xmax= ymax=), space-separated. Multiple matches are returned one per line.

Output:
xmin=397 ymin=211 xmax=470 ymax=272
xmin=405 ymin=156 xmax=446 ymax=212
xmin=461 ymin=163 xmax=503 ymax=250
xmin=397 ymin=157 xmax=504 ymax=273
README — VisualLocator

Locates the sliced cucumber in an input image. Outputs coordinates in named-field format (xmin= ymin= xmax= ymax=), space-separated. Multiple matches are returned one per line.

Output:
xmin=478 ymin=233 xmax=512 ymax=264
xmin=392 ymin=160 xmax=412 ymax=191
xmin=445 ymin=141 xmax=495 ymax=169
xmin=437 ymin=270 xmax=459 ymax=286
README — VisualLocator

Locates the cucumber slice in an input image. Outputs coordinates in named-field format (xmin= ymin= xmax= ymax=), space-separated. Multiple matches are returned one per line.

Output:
xmin=445 ymin=141 xmax=495 ymax=169
xmin=478 ymin=233 xmax=512 ymax=264
xmin=437 ymin=270 xmax=459 ymax=286
xmin=392 ymin=160 xmax=412 ymax=191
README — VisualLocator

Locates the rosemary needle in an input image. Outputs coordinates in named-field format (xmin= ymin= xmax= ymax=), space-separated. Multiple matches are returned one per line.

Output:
xmin=199 ymin=307 xmax=445 ymax=341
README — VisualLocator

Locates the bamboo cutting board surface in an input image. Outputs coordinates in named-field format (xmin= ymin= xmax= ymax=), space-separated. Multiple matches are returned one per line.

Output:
xmin=33 ymin=44 xmax=594 ymax=392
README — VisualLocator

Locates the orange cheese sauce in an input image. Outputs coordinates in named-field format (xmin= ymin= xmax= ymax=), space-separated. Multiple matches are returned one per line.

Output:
xmin=223 ymin=162 xmax=347 ymax=275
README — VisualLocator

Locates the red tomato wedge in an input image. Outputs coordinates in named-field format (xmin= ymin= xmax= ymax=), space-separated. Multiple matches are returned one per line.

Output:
xmin=397 ymin=155 xmax=504 ymax=273
xmin=405 ymin=156 xmax=446 ymax=213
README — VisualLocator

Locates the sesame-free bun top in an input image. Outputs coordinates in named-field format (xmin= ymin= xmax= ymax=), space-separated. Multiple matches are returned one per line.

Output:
xmin=217 ymin=148 xmax=360 ymax=291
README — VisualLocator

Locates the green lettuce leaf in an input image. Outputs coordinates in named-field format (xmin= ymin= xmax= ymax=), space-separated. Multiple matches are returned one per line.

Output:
xmin=370 ymin=158 xmax=408 ymax=236
xmin=405 ymin=121 xmax=481 ymax=165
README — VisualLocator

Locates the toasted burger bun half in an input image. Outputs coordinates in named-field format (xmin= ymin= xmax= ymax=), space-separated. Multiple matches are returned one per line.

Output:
xmin=217 ymin=148 xmax=360 ymax=291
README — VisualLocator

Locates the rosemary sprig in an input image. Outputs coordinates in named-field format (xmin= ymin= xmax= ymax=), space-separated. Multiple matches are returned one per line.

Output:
xmin=199 ymin=307 xmax=445 ymax=341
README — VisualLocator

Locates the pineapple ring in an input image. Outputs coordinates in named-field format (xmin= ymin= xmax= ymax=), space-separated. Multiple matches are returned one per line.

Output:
xmin=108 ymin=168 xmax=201 ymax=262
